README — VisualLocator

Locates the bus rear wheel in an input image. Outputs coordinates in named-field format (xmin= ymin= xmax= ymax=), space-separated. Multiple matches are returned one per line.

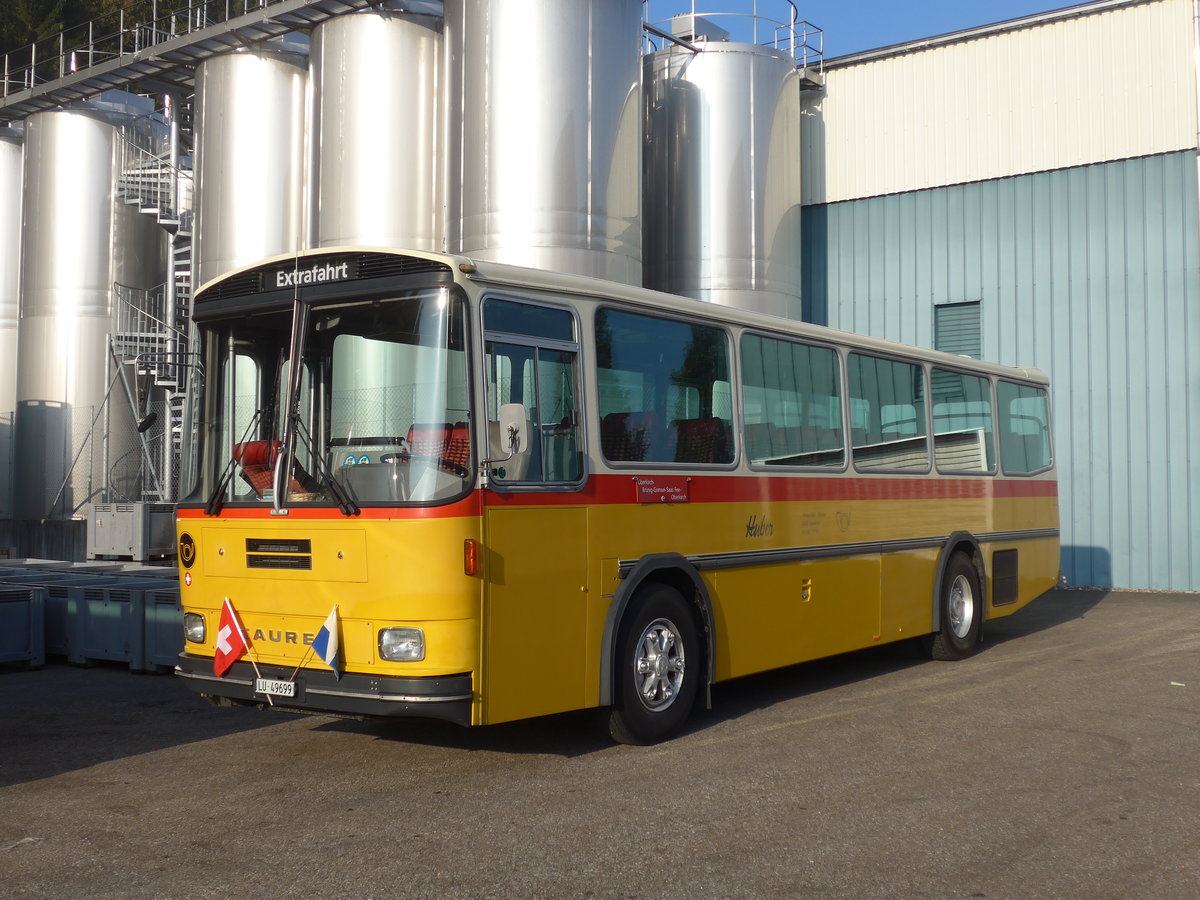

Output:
xmin=608 ymin=584 xmax=700 ymax=745
xmin=921 ymin=552 xmax=983 ymax=661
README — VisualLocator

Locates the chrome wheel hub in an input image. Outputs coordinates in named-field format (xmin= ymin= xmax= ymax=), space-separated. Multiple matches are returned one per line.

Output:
xmin=634 ymin=617 xmax=686 ymax=711
xmin=948 ymin=573 xmax=975 ymax=639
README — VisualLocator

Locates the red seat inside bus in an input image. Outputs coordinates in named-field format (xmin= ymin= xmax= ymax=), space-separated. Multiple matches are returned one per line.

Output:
xmin=672 ymin=417 xmax=730 ymax=464
xmin=601 ymin=411 xmax=656 ymax=461
xmin=406 ymin=423 xmax=451 ymax=459
xmin=232 ymin=440 xmax=312 ymax=495
xmin=446 ymin=422 xmax=470 ymax=472
xmin=405 ymin=422 xmax=471 ymax=474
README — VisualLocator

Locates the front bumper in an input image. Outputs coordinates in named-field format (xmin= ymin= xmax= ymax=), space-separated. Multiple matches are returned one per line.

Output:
xmin=175 ymin=653 xmax=474 ymax=726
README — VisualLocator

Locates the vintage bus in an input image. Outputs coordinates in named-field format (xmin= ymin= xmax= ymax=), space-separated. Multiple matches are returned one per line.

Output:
xmin=174 ymin=248 xmax=1059 ymax=744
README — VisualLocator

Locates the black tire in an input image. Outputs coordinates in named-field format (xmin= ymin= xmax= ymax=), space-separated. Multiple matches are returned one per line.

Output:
xmin=608 ymin=583 xmax=701 ymax=745
xmin=920 ymin=552 xmax=984 ymax=661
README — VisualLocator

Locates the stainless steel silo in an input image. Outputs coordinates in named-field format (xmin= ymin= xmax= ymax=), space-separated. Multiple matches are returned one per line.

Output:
xmin=311 ymin=8 xmax=444 ymax=250
xmin=643 ymin=35 xmax=804 ymax=318
xmin=14 ymin=108 xmax=166 ymax=520
xmin=193 ymin=48 xmax=309 ymax=289
xmin=446 ymin=0 xmax=643 ymax=284
xmin=0 ymin=128 xmax=21 ymax=518
xmin=0 ymin=129 xmax=21 ymax=416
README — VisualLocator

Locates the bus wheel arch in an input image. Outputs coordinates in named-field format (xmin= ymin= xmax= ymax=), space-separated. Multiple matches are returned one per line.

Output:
xmin=600 ymin=554 xmax=714 ymax=718
xmin=922 ymin=534 xmax=986 ymax=660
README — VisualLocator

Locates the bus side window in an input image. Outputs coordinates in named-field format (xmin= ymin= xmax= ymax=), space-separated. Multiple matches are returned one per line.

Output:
xmin=998 ymin=382 xmax=1052 ymax=474
xmin=486 ymin=343 xmax=545 ymax=481
xmin=931 ymin=368 xmax=995 ymax=473
xmin=538 ymin=350 xmax=581 ymax=482
xmin=484 ymin=298 xmax=582 ymax=485
xmin=848 ymin=353 xmax=929 ymax=472
xmin=740 ymin=333 xmax=844 ymax=467
xmin=596 ymin=308 xmax=732 ymax=466
xmin=220 ymin=351 xmax=262 ymax=499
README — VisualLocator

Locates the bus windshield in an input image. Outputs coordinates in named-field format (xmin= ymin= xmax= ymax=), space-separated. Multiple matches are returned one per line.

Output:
xmin=185 ymin=286 xmax=472 ymax=508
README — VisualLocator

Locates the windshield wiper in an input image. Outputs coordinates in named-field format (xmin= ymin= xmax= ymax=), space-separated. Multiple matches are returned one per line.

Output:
xmin=272 ymin=294 xmax=311 ymax=516
xmin=204 ymin=409 xmax=264 ymax=516
xmin=295 ymin=419 xmax=359 ymax=517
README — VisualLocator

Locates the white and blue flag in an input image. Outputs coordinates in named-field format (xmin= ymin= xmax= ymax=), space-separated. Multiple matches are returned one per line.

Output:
xmin=311 ymin=605 xmax=341 ymax=679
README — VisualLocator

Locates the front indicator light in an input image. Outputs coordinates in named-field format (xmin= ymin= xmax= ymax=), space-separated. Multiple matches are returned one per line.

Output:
xmin=379 ymin=627 xmax=425 ymax=661
xmin=184 ymin=613 xmax=206 ymax=644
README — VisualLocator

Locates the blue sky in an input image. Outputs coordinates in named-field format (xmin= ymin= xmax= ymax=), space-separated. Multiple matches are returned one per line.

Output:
xmin=795 ymin=0 xmax=1078 ymax=56
xmin=656 ymin=1 xmax=1081 ymax=58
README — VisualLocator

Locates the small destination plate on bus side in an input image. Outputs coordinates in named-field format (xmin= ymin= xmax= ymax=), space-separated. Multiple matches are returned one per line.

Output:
xmin=255 ymin=678 xmax=296 ymax=698
xmin=633 ymin=476 xmax=691 ymax=504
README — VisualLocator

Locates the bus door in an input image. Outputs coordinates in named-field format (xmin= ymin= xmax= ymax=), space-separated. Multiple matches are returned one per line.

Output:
xmin=481 ymin=299 xmax=588 ymax=724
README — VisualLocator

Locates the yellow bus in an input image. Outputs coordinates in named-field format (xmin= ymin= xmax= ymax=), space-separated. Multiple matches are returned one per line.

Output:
xmin=175 ymin=248 xmax=1059 ymax=744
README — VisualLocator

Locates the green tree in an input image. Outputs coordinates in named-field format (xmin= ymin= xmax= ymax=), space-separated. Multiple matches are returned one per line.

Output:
xmin=1 ymin=0 xmax=72 ymax=55
xmin=81 ymin=0 xmax=191 ymax=26
xmin=1 ymin=0 xmax=191 ymax=69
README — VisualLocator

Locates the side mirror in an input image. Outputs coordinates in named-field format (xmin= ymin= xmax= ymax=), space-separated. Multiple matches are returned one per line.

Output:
xmin=498 ymin=403 xmax=527 ymax=457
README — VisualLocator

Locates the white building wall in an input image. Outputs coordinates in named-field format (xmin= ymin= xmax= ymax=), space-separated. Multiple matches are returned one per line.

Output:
xmin=802 ymin=0 xmax=1198 ymax=204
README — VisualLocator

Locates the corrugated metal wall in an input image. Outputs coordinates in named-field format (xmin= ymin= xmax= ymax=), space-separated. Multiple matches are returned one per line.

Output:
xmin=802 ymin=150 xmax=1200 ymax=591
xmin=802 ymin=0 xmax=1197 ymax=205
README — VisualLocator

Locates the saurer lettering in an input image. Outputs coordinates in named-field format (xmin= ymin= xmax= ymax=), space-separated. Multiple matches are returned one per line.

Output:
xmin=252 ymin=629 xmax=316 ymax=646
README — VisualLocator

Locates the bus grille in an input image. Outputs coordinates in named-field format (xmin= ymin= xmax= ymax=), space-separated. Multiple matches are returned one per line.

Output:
xmin=246 ymin=538 xmax=311 ymax=554
xmin=246 ymin=554 xmax=313 ymax=571
xmin=199 ymin=270 xmax=261 ymax=302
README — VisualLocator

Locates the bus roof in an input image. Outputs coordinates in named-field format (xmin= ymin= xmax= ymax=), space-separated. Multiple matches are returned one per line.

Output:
xmin=199 ymin=245 xmax=1050 ymax=385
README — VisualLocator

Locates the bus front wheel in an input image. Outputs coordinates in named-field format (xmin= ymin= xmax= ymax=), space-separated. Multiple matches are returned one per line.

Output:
xmin=921 ymin=552 xmax=983 ymax=661
xmin=608 ymin=584 xmax=700 ymax=745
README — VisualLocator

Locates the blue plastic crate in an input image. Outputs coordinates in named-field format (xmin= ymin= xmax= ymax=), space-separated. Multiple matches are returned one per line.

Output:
xmin=140 ymin=586 xmax=184 ymax=671
xmin=0 ymin=587 xmax=46 ymax=667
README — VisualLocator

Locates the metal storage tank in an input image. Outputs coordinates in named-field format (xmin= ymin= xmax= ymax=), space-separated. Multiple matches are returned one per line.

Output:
xmin=446 ymin=0 xmax=643 ymax=285
xmin=643 ymin=23 xmax=804 ymax=317
xmin=193 ymin=47 xmax=309 ymax=289
xmin=311 ymin=6 xmax=444 ymax=250
xmin=0 ymin=128 xmax=21 ymax=418
xmin=0 ymin=127 xmax=21 ymax=518
xmin=14 ymin=108 xmax=166 ymax=520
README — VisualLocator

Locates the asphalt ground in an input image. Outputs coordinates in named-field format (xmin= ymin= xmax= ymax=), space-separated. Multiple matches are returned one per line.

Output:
xmin=0 ymin=588 xmax=1197 ymax=899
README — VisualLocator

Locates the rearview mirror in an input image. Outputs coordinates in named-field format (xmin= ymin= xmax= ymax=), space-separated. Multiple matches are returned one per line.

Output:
xmin=498 ymin=403 xmax=527 ymax=456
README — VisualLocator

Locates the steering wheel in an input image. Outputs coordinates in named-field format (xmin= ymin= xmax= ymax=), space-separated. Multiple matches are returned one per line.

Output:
xmin=435 ymin=457 xmax=470 ymax=478
xmin=390 ymin=453 xmax=468 ymax=478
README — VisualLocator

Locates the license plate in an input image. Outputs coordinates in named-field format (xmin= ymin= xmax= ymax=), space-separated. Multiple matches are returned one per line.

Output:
xmin=255 ymin=678 xmax=296 ymax=698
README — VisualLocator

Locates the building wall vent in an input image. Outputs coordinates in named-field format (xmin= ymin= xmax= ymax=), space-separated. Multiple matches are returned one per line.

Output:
xmin=934 ymin=301 xmax=982 ymax=359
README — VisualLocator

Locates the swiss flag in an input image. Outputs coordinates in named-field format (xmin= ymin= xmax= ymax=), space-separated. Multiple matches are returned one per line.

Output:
xmin=214 ymin=598 xmax=249 ymax=677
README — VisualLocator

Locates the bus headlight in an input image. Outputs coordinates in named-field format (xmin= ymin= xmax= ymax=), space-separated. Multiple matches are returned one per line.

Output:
xmin=379 ymin=627 xmax=425 ymax=661
xmin=184 ymin=613 xmax=206 ymax=644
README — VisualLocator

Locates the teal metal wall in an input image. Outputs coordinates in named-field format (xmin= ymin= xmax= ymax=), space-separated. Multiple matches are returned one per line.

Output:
xmin=802 ymin=150 xmax=1200 ymax=590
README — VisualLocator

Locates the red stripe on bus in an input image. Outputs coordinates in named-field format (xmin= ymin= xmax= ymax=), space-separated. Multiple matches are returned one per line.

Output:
xmin=482 ymin=474 xmax=1057 ymax=507
xmin=177 ymin=475 xmax=1055 ymax=520
xmin=991 ymin=479 xmax=1058 ymax=498
xmin=177 ymin=494 xmax=483 ymax=521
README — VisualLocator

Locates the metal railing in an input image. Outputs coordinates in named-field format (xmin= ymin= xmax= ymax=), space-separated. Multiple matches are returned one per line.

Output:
xmin=115 ymin=282 xmax=174 ymax=333
xmin=113 ymin=281 xmax=190 ymax=387
xmin=105 ymin=294 xmax=198 ymax=504
xmin=115 ymin=125 xmax=194 ymax=227
xmin=2 ymin=0 xmax=280 ymax=98
xmin=642 ymin=0 xmax=824 ymax=73
xmin=107 ymin=404 xmax=179 ymax=502
xmin=114 ymin=282 xmax=188 ymax=340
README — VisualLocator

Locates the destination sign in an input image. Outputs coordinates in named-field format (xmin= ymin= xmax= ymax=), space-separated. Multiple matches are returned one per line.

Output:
xmin=273 ymin=259 xmax=356 ymax=289
xmin=633 ymin=475 xmax=691 ymax=504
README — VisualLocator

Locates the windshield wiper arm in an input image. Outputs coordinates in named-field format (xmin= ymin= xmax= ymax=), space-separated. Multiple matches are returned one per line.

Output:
xmin=204 ymin=409 xmax=263 ymax=516
xmin=295 ymin=419 xmax=359 ymax=516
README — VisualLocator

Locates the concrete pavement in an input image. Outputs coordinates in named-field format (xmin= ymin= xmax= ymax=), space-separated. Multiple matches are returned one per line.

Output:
xmin=1 ymin=588 xmax=1197 ymax=898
